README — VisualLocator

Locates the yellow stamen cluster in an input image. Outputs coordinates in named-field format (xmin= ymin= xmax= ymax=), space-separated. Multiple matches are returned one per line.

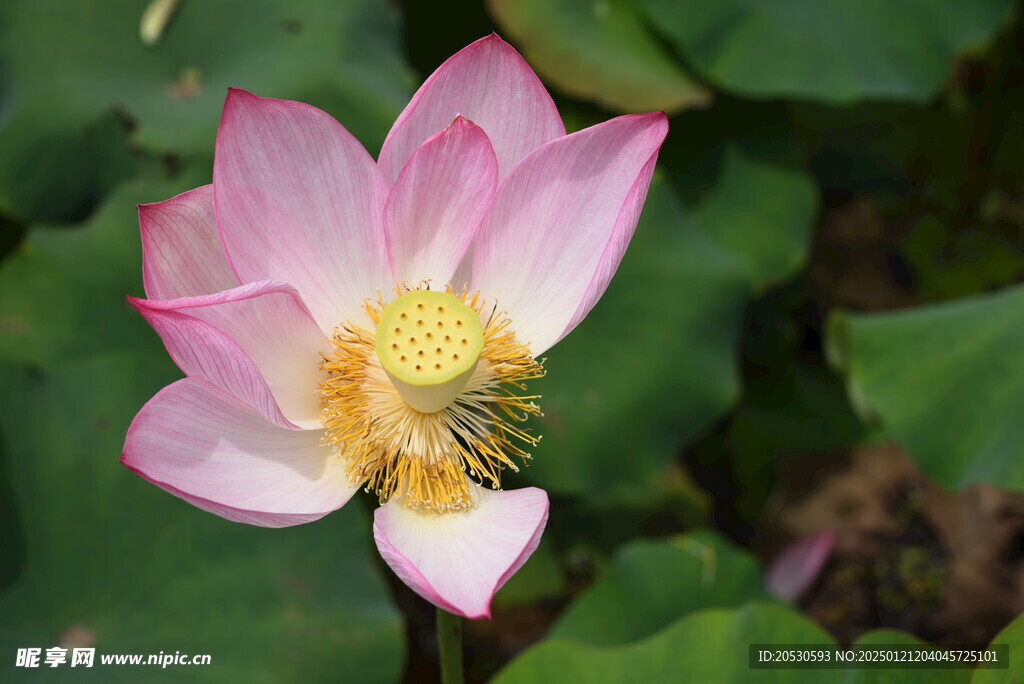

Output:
xmin=318 ymin=285 xmax=545 ymax=513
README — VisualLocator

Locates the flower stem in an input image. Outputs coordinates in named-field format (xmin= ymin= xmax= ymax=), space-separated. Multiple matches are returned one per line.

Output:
xmin=436 ymin=607 xmax=464 ymax=684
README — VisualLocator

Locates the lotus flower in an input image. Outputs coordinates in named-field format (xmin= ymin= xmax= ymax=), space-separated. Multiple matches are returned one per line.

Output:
xmin=122 ymin=35 xmax=667 ymax=620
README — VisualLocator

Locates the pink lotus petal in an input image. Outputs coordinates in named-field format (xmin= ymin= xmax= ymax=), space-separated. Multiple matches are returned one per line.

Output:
xmin=563 ymin=152 xmax=660 ymax=342
xmin=450 ymin=246 xmax=475 ymax=293
xmin=384 ymin=116 xmax=498 ymax=285
xmin=132 ymin=306 xmax=296 ymax=430
xmin=139 ymin=185 xmax=239 ymax=300
xmin=131 ymin=281 xmax=326 ymax=429
xmin=471 ymin=112 xmax=668 ymax=355
xmin=122 ymin=378 xmax=357 ymax=527
xmin=214 ymin=88 xmax=391 ymax=333
xmin=765 ymin=530 xmax=835 ymax=602
xmin=373 ymin=485 xmax=549 ymax=620
xmin=378 ymin=34 xmax=565 ymax=185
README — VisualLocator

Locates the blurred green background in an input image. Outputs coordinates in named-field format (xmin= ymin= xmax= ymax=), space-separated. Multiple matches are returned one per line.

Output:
xmin=3 ymin=0 xmax=1024 ymax=681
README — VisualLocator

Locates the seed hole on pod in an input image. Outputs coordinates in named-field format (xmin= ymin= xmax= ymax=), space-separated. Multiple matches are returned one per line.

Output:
xmin=394 ymin=327 xmax=401 ymax=334
xmin=435 ymin=347 xmax=442 ymax=354
xmin=415 ymin=364 xmax=422 ymax=370
xmin=456 ymin=320 xmax=463 ymax=327
xmin=399 ymin=313 xmax=407 ymax=320
xmin=409 ymin=337 xmax=416 ymax=344
xmin=461 ymin=339 xmax=467 ymax=345
xmin=453 ymin=353 xmax=459 ymax=360
xmin=435 ymin=363 xmax=442 ymax=370
xmin=426 ymin=332 xmax=433 ymax=339
xmin=437 ymin=306 xmax=444 ymax=313
xmin=416 ymin=304 xmax=424 ymax=310
xmin=444 ymin=335 xmax=451 ymax=342
xmin=436 ymin=321 xmax=443 ymax=328
xmin=391 ymin=343 xmax=398 ymax=350
xmin=417 ymin=350 xmax=424 ymax=357
xmin=400 ymin=355 xmax=406 ymax=362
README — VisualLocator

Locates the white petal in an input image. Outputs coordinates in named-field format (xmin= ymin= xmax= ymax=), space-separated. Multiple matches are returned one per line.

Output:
xmin=373 ymin=485 xmax=549 ymax=619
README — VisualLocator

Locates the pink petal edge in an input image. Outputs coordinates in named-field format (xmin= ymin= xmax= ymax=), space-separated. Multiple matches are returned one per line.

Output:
xmin=558 ymin=150 xmax=661 ymax=347
xmin=378 ymin=34 xmax=565 ymax=185
xmin=122 ymin=378 xmax=357 ymax=528
xmin=384 ymin=115 xmax=498 ymax=285
xmin=214 ymin=88 xmax=391 ymax=333
xmin=471 ymin=112 xmax=668 ymax=356
xmin=130 ymin=280 xmax=327 ymax=429
xmin=139 ymin=184 xmax=239 ymax=300
xmin=131 ymin=302 xmax=298 ymax=430
xmin=373 ymin=485 xmax=549 ymax=620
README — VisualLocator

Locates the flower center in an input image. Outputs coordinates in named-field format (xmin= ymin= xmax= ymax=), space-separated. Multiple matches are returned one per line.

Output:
xmin=318 ymin=286 xmax=545 ymax=513
xmin=374 ymin=290 xmax=485 ymax=413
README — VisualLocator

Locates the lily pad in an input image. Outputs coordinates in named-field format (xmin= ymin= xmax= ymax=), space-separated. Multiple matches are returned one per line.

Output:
xmin=637 ymin=0 xmax=1016 ymax=103
xmin=548 ymin=530 xmax=772 ymax=646
xmin=729 ymin=361 xmax=868 ymax=476
xmin=0 ymin=105 xmax=136 ymax=223
xmin=973 ymin=612 xmax=1024 ymax=684
xmin=497 ymin=535 xmax=968 ymax=683
xmin=0 ymin=0 xmax=412 ymax=221
xmin=690 ymin=148 xmax=817 ymax=292
xmin=487 ymin=0 xmax=712 ymax=114
xmin=522 ymin=148 xmax=817 ymax=503
xmin=848 ymin=630 xmax=969 ymax=684
xmin=495 ymin=602 xmax=832 ymax=683
xmin=827 ymin=285 xmax=1024 ymax=491
xmin=501 ymin=609 xmax=971 ymax=683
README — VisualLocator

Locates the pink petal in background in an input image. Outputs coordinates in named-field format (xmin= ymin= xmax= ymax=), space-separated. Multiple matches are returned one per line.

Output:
xmin=765 ymin=530 xmax=835 ymax=602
